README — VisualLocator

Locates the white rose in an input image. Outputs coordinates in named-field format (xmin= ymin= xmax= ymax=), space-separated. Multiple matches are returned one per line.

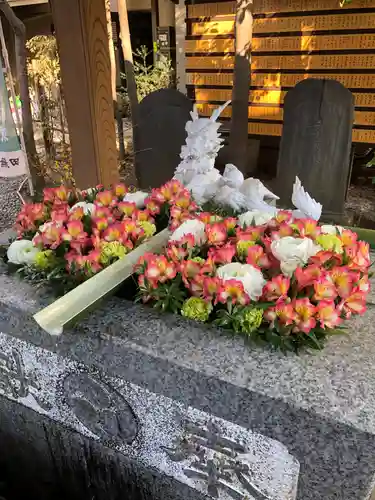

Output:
xmin=217 ymin=262 xmax=266 ymax=301
xmin=69 ymin=201 xmax=96 ymax=215
xmin=238 ymin=210 xmax=275 ymax=228
xmin=123 ymin=191 xmax=149 ymax=208
xmin=321 ymin=224 xmax=343 ymax=235
xmin=7 ymin=239 xmax=39 ymax=265
xmin=169 ymin=219 xmax=207 ymax=245
xmin=271 ymin=236 xmax=321 ymax=276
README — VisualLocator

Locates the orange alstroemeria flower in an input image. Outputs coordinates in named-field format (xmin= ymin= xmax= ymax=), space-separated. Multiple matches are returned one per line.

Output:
xmin=348 ymin=241 xmax=371 ymax=272
xmin=295 ymin=265 xmax=323 ymax=290
xmin=206 ymin=223 xmax=228 ymax=246
xmin=102 ymin=223 xmax=123 ymax=242
xmin=208 ymin=243 xmax=236 ymax=265
xmin=264 ymin=300 xmax=296 ymax=326
xmin=329 ymin=266 xmax=357 ymax=299
xmin=316 ymin=300 xmax=341 ymax=329
xmin=338 ymin=288 xmax=367 ymax=318
xmin=294 ymin=218 xmax=320 ymax=239
xmin=203 ymin=276 xmax=222 ymax=302
xmin=95 ymin=190 xmax=114 ymax=207
xmin=246 ymin=245 xmax=271 ymax=269
xmin=117 ymin=201 xmax=136 ymax=218
xmin=217 ymin=279 xmax=249 ymax=306
xmin=262 ymin=275 xmax=290 ymax=301
xmin=144 ymin=256 xmax=176 ymax=285
xmin=313 ymin=278 xmax=338 ymax=301
xmin=293 ymin=298 xmax=317 ymax=334
xmin=41 ymin=222 xmax=63 ymax=249
xmin=113 ymin=183 xmax=128 ymax=198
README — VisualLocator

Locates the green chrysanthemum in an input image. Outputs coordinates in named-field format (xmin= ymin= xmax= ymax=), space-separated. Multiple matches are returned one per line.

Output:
xmin=316 ymin=234 xmax=343 ymax=254
xmin=34 ymin=250 xmax=56 ymax=270
xmin=100 ymin=241 xmax=128 ymax=265
xmin=236 ymin=240 xmax=255 ymax=259
xmin=191 ymin=257 xmax=205 ymax=264
xmin=181 ymin=297 xmax=212 ymax=322
xmin=137 ymin=221 xmax=156 ymax=238
xmin=240 ymin=307 xmax=263 ymax=333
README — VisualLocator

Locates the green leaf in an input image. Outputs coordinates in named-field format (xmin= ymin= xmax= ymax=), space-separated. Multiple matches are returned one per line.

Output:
xmin=327 ymin=327 xmax=348 ymax=336
xmin=307 ymin=332 xmax=323 ymax=350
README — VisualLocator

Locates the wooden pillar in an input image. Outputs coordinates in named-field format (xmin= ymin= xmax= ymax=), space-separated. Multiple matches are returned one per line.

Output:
xmin=50 ymin=0 xmax=119 ymax=189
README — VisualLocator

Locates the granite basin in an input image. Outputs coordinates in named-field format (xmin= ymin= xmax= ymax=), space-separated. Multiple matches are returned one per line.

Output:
xmin=1 ymin=264 xmax=375 ymax=499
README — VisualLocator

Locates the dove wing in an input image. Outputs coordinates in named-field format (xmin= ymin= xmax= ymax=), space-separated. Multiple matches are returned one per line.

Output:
xmin=292 ymin=176 xmax=322 ymax=220
xmin=210 ymin=100 xmax=231 ymax=122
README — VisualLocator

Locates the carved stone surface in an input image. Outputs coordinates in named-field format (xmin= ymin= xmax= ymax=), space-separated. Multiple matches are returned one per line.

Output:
xmin=276 ymin=79 xmax=354 ymax=218
xmin=3 ymin=263 xmax=375 ymax=499
xmin=63 ymin=372 xmax=139 ymax=446
xmin=136 ymin=88 xmax=193 ymax=189
xmin=0 ymin=331 xmax=299 ymax=500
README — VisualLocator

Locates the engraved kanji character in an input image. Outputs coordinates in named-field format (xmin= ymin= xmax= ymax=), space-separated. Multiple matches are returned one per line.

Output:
xmin=9 ymin=158 xmax=19 ymax=167
xmin=0 ymin=157 xmax=8 ymax=168
xmin=164 ymin=419 xmax=270 ymax=500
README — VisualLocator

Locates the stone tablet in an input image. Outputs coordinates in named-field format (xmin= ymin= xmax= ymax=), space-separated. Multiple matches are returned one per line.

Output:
xmin=3 ymin=263 xmax=375 ymax=499
xmin=0 ymin=331 xmax=299 ymax=500
xmin=136 ymin=88 xmax=193 ymax=189
xmin=276 ymin=79 xmax=354 ymax=219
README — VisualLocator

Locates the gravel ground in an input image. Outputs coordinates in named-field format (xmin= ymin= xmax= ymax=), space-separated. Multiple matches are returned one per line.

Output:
xmin=0 ymin=178 xmax=24 ymax=232
xmin=346 ymin=184 xmax=375 ymax=223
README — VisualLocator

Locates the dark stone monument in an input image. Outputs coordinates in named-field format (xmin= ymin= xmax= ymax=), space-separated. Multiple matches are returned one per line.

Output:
xmin=276 ymin=79 xmax=354 ymax=219
xmin=136 ymin=89 xmax=193 ymax=189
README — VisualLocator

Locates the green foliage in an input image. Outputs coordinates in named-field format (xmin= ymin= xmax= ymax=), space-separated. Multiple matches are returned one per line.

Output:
xmin=201 ymin=201 xmax=239 ymax=218
xmin=14 ymin=261 xmax=82 ymax=296
xmin=136 ymin=275 xmax=188 ymax=313
xmin=26 ymin=36 xmax=60 ymax=87
xmin=121 ymin=46 xmax=174 ymax=103
xmin=214 ymin=304 xmax=264 ymax=335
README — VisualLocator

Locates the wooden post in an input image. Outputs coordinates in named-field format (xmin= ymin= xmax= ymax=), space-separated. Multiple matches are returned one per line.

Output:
xmin=105 ymin=0 xmax=125 ymax=163
xmin=117 ymin=0 xmax=139 ymax=185
xmin=50 ymin=0 xmax=119 ymax=189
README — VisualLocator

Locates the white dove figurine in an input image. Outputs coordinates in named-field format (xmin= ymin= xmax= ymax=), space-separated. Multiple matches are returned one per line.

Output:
xmin=214 ymin=184 xmax=248 ymax=212
xmin=238 ymin=177 xmax=279 ymax=213
xmin=240 ymin=177 xmax=279 ymax=203
xmin=291 ymin=176 xmax=322 ymax=221
xmin=206 ymin=164 xmax=280 ymax=214
xmin=186 ymin=169 xmax=222 ymax=205
xmin=222 ymin=164 xmax=244 ymax=189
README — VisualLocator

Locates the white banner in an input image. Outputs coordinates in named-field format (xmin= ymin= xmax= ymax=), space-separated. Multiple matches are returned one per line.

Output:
xmin=0 ymin=64 xmax=27 ymax=178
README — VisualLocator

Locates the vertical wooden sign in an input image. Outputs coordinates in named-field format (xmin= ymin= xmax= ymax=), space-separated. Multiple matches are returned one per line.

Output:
xmin=51 ymin=0 xmax=119 ymax=189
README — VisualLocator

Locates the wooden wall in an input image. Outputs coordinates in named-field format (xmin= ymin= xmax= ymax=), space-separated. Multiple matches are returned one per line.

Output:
xmin=185 ymin=0 xmax=375 ymax=144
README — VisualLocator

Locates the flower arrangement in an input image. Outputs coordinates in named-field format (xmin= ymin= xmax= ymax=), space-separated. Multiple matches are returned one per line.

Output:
xmin=5 ymin=180 xmax=196 ymax=292
xmin=135 ymin=210 xmax=371 ymax=352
